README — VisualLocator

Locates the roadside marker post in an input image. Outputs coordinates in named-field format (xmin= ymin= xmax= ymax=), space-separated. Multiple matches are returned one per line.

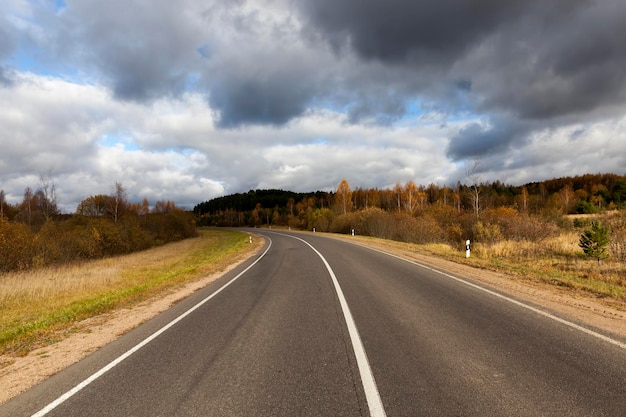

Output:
xmin=465 ymin=239 xmax=471 ymax=258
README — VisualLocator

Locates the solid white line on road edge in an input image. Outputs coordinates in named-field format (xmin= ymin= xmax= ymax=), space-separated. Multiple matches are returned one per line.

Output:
xmin=30 ymin=238 xmax=273 ymax=417
xmin=359 ymin=243 xmax=626 ymax=352
xmin=278 ymin=233 xmax=387 ymax=417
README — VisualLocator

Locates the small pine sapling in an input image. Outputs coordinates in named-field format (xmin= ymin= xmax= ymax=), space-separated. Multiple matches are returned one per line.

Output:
xmin=578 ymin=220 xmax=610 ymax=265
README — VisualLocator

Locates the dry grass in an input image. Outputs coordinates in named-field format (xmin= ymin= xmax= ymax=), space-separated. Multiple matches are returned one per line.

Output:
xmin=420 ymin=232 xmax=626 ymax=302
xmin=0 ymin=228 xmax=254 ymax=355
xmin=342 ymin=231 xmax=626 ymax=304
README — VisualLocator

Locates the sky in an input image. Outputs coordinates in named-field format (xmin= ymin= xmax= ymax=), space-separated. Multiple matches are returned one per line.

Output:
xmin=1 ymin=0 xmax=626 ymax=211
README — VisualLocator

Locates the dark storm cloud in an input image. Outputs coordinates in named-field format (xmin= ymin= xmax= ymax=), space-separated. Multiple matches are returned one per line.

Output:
xmin=446 ymin=116 xmax=526 ymax=160
xmin=210 ymin=79 xmax=310 ymax=127
xmin=44 ymin=0 xmax=333 ymax=125
xmin=298 ymin=0 xmax=626 ymax=119
xmin=207 ymin=59 xmax=322 ymax=127
xmin=297 ymin=0 xmax=626 ymax=160
xmin=29 ymin=0 xmax=626 ymax=135
xmin=47 ymin=0 xmax=204 ymax=102
xmin=469 ymin=0 xmax=626 ymax=121
xmin=298 ymin=0 xmax=532 ymax=63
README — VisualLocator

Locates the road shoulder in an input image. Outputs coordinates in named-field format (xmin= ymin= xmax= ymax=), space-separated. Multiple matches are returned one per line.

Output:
xmin=334 ymin=234 xmax=626 ymax=342
xmin=0 ymin=237 xmax=264 ymax=405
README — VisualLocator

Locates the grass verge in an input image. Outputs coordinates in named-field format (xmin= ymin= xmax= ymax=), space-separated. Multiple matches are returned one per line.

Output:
xmin=415 ymin=244 xmax=626 ymax=303
xmin=0 ymin=228 xmax=257 ymax=356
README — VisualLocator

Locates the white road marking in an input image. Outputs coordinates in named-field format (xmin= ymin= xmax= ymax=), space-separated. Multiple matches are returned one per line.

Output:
xmin=31 ymin=239 xmax=273 ymax=417
xmin=358 ymin=243 xmax=626 ymax=351
xmin=278 ymin=233 xmax=387 ymax=417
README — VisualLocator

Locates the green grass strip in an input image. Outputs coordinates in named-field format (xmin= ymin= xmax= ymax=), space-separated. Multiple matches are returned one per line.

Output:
xmin=0 ymin=229 xmax=252 ymax=355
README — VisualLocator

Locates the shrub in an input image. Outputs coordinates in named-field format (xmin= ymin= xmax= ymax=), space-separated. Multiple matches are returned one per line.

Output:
xmin=473 ymin=221 xmax=504 ymax=245
xmin=330 ymin=208 xmax=445 ymax=245
xmin=0 ymin=211 xmax=197 ymax=273
xmin=0 ymin=219 xmax=34 ymax=271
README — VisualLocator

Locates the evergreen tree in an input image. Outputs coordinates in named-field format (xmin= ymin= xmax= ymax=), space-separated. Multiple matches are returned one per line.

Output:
xmin=579 ymin=220 xmax=610 ymax=265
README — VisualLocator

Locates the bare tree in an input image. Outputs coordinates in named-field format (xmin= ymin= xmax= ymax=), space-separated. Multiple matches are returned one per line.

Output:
xmin=19 ymin=187 xmax=34 ymax=226
xmin=465 ymin=160 xmax=484 ymax=217
xmin=38 ymin=172 xmax=58 ymax=221
xmin=393 ymin=182 xmax=402 ymax=210
xmin=108 ymin=181 xmax=127 ymax=222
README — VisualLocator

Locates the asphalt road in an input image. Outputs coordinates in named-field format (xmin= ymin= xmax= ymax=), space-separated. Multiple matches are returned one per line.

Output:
xmin=2 ymin=230 xmax=625 ymax=416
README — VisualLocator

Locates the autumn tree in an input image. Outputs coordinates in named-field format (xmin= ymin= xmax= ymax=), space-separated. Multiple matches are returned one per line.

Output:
xmin=335 ymin=179 xmax=353 ymax=215
xmin=153 ymin=200 xmax=178 ymax=214
xmin=453 ymin=182 xmax=462 ymax=214
xmin=0 ymin=189 xmax=5 ymax=219
xmin=439 ymin=185 xmax=451 ymax=207
xmin=402 ymin=181 xmax=419 ymax=213
xmin=14 ymin=174 xmax=59 ymax=227
xmin=140 ymin=198 xmax=150 ymax=223
xmin=17 ymin=187 xmax=34 ymax=226
xmin=517 ymin=186 xmax=529 ymax=213
xmin=272 ymin=209 xmax=281 ymax=225
xmin=77 ymin=195 xmax=110 ymax=217
xmin=559 ymin=183 xmax=575 ymax=214
xmin=287 ymin=198 xmax=295 ymax=216
xmin=367 ymin=188 xmax=381 ymax=208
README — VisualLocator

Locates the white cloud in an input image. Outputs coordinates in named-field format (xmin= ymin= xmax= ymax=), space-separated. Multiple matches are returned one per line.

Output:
xmin=1 ymin=1 xmax=625 ymax=214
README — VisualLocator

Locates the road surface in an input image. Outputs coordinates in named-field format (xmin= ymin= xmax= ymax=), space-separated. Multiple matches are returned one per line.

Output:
xmin=2 ymin=230 xmax=625 ymax=416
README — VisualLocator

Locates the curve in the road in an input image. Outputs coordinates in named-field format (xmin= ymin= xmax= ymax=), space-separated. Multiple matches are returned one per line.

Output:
xmin=30 ymin=238 xmax=273 ymax=417
xmin=275 ymin=232 xmax=387 ymax=417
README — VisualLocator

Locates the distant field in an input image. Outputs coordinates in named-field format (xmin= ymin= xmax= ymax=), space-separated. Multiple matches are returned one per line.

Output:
xmin=0 ymin=229 xmax=255 ymax=356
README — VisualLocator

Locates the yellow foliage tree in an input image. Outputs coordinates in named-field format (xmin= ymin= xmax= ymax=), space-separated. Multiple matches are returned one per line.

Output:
xmin=335 ymin=179 xmax=353 ymax=215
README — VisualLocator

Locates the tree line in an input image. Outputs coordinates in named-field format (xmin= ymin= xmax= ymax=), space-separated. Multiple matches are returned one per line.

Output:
xmin=194 ymin=173 xmax=626 ymax=261
xmin=195 ymin=173 xmax=626 ymax=228
xmin=0 ymin=178 xmax=196 ymax=272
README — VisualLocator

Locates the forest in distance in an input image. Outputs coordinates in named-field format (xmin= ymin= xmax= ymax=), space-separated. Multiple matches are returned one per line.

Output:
xmin=2 ymin=172 xmax=626 ymax=291
xmin=194 ymin=172 xmax=626 ymax=230
xmin=194 ymin=174 xmax=626 ymax=262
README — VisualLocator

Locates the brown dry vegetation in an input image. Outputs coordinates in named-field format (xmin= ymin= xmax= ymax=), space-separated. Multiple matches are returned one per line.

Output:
xmin=328 ymin=207 xmax=626 ymax=303
xmin=0 ymin=228 xmax=252 ymax=357
xmin=197 ymin=176 xmax=626 ymax=305
xmin=0 ymin=211 xmax=197 ymax=273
